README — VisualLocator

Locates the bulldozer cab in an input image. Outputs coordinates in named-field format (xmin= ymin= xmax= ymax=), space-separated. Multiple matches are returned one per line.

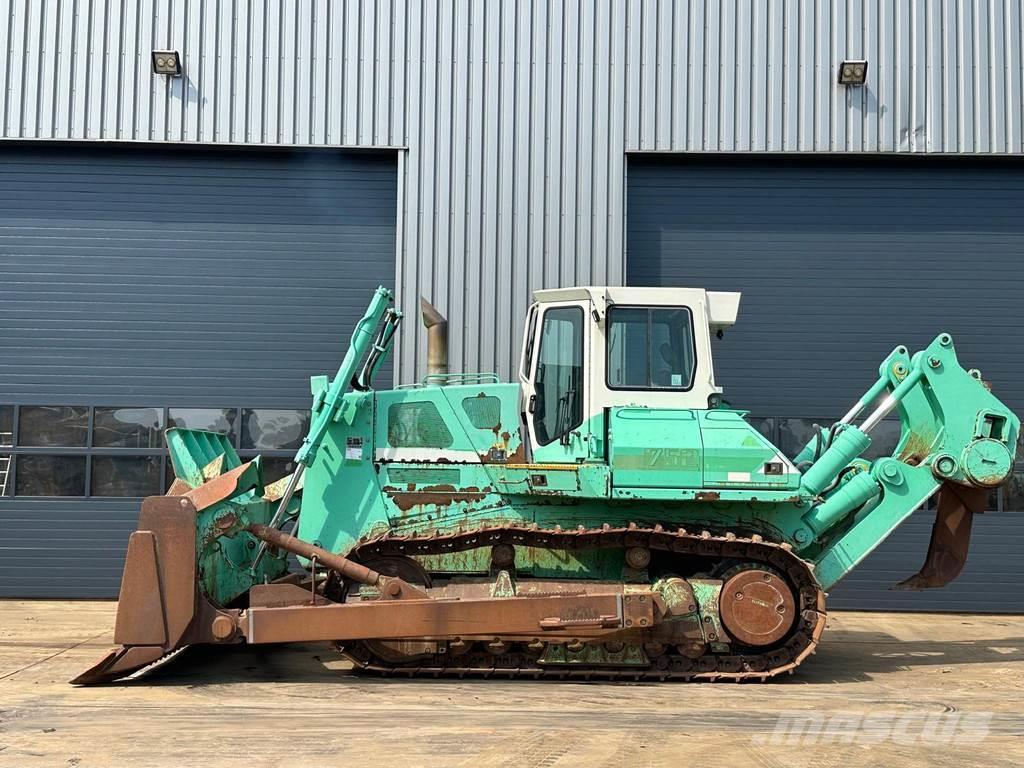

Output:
xmin=519 ymin=287 xmax=740 ymax=463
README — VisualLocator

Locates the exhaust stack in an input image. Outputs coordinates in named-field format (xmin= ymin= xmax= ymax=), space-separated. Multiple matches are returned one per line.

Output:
xmin=420 ymin=297 xmax=448 ymax=380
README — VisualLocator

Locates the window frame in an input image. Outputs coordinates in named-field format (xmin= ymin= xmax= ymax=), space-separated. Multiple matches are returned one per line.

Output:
xmin=520 ymin=303 xmax=539 ymax=380
xmin=605 ymin=305 xmax=698 ymax=392
xmin=531 ymin=305 xmax=586 ymax=446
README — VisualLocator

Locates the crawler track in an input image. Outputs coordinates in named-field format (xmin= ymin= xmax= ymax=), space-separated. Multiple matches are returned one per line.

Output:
xmin=340 ymin=523 xmax=828 ymax=681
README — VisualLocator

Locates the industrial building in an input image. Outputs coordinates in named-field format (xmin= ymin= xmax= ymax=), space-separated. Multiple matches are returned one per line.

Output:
xmin=0 ymin=1 xmax=1021 ymax=610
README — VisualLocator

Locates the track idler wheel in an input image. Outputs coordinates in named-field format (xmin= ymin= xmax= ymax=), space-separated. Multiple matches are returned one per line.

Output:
xmin=344 ymin=555 xmax=438 ymax=664
xmin=718 ymin=569 xmax=796 ymax=647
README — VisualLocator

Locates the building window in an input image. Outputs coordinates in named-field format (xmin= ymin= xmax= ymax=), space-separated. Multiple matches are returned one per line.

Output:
xmin=607 ymin=307 xmax=696 ymax=390
xmin=0 ymin=459 xmax=11 ymax=497
xmin=18 ymin=406 xmax=89 ymax=447
xmin=0 ymin=404 xmax=302 ymax=499
xmin=0 ymin=406 xmax=12 ymax=447
xmin=1005 ymin=469 xmax=1024 ymax=512
xmin=241 ymin=409 xmax=310 ymax=450
xmin=261 ymin=457 xmax=298 ymax=485
xmin=168 ymin=408 xmax=239 ymax=444
xmin=746 ymin=417 xmax=777 ymax=445
xmin=14 ymin=455 xmax=87 ymax=496
xmin=778 ymin=418 xmax=824 ymax=458
xmin=93 ymin=407 xmax=164 ymax=448
xmin=91 ymin=456 xmax=163 ymax=497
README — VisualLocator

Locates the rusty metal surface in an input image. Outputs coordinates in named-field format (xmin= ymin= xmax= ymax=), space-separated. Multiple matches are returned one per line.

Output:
xmin=245 ymin=523 xmax=382 ymax=586
xmin=70 ymin=645 xmax=170 ymax=686
xmin=382 ymin=483 xmax=491 ymax=512
xmin=893 ymin=483 xmax=988 ymax=590
xmin=719 ymin=569 xmax=796 ymax=647
xmin=244 ymin=592 xmax=643 ymax=644
xmin=342 ymin=523 xmax=827 ymax=681
xmin=165 ymin=477 xmax=192 ymax=496
xmin=112 ymin=532 xmax=166 ymax=646
xmin=77 ymin=513 xmax=827 ymax=684
xmin=261 ymin=471 xmax=304 ymax=502
xmin=183 ymin=461 xmax=260 ymax=512
xmin=74 ymin=496 xmax=202 ymax=685
xmin=248 ymin=583 xmax=331 ymax=609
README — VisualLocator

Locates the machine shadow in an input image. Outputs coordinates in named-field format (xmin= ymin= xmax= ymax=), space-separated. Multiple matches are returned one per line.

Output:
xmin=130 ymin=631 xmax=1024 ymax=688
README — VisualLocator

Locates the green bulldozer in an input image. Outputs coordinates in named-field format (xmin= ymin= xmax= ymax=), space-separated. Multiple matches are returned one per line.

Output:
xmin=76 ymin=285 xmax=1019 ymax=683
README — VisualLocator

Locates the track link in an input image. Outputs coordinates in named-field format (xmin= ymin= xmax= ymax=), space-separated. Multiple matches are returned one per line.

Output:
xmin=339 ymin=523 xmax=828 ymax=681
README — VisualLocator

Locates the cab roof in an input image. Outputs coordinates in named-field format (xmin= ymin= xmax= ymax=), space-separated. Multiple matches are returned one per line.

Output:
xmin=532 ymin=286 xmax=741 ymax=329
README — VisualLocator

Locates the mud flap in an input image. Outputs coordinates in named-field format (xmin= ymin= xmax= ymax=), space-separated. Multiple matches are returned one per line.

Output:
xmin=72 ymin=496 xmax=200 ymax=684
xmin=892 ymin=484 xmax=988 ymax=591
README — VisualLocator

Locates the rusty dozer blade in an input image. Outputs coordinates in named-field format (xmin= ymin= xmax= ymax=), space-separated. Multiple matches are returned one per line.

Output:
xmin=72 ymin=496 xmax=201 ymax=685
xmin=892 ymin=483 xmax=989 ymax=591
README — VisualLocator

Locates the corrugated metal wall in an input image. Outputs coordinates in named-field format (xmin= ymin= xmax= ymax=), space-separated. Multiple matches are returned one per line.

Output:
xmin=2 ymin=1 xmax=1023 ymax=381
xmin=0 ymin=145 xmax=397 ymax=406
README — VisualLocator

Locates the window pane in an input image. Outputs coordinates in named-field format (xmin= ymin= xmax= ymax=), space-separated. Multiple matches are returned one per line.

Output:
xmin=607 ymin=307 xmax=695 ymax=390
xmin=93 ymin=407 xmax=164 ymax=448
xmin=241 ymin=409 xmax=310 ymax=450
xmin=168 ymin=408 xmax=238 ymax=443
xmin=0 ymin=453 xmax=12 ymax=497
xmin=607 ymin=308 xmax=648 ymax=387
xmin=1004 ymin=469 xmax=1024 ymax=512
xmin=521 ymin=304 xmax=538 ymax=378
xmin=650 ymin=308 xmax=695 ymax=388
xmin=261 ymin=457 xmax=298 ymax=485
xmin=18 ymin=406 xmax=89 ymax=447
xmin=91 ymin=456 xmax=162 ymax=497
xmin=533 ymin=307 xmax=584 ymax=445
xmin=14 ymin=455 xmax=86 ymax=496
xmin=746 ymin=417 xmax=777 ymax=444
xmin=0 ymin=406 xmax=12 ymax=447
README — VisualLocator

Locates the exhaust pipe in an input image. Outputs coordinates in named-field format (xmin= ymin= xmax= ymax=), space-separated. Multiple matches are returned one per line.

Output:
xmin=420 ymin=297 xmax=448 ymax=380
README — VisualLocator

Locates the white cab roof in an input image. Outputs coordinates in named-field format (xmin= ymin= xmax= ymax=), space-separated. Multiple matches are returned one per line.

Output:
xmin=532 ymin=286 xmax=741 ymax=328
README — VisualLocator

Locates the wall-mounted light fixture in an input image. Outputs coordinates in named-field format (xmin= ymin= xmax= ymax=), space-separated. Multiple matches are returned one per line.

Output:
xmin=838 ymin=60 xmax=868 ymax=86
xmin=151 ymin=50 xmax=182 ymax=77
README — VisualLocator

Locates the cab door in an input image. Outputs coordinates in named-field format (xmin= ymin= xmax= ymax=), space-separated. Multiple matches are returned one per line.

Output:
xmin=523 ymin=301 xmax=591 ymax=464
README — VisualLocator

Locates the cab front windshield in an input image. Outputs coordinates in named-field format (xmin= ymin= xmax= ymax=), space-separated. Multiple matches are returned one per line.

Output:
xmin=607 ymin=306 xmax=696 ymax=390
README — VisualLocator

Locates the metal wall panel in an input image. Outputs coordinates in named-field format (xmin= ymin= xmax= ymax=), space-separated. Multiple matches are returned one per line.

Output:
xmin=0 ymin=498 xmax=141 ymax=598
xmin=626 ymin=155 xmax=1024 ymax=418
xmin=0 ymin=143 xmax=396 ymax=598
xmin=0 ymin=144 xmax=397 ymax=406
xmin=626 ymin=155 xmax=1024 ymax=612
xmin=5 ymin=2 xmax=1020 ymax=381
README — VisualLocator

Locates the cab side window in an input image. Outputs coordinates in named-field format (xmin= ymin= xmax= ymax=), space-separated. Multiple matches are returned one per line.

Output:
xmin=532 ymin=307 xmax=584 ymax=445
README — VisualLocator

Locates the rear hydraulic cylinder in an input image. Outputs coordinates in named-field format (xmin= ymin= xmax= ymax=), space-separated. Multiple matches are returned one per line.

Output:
xmin=800 ymin=426 xmax=872 ymax=496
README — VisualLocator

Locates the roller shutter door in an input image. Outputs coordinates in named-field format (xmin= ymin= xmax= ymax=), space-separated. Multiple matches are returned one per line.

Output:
xmin=0 ymin=145 xmax=397 ymax=597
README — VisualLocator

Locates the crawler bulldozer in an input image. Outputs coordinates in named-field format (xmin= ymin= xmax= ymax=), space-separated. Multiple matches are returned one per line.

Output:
xmin=76 ymin=286 xmax=1019 ymax=684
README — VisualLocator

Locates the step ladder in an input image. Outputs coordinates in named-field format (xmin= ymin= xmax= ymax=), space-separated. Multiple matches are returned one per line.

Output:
xmin=0 ymin=432 xmax=11 ymax=496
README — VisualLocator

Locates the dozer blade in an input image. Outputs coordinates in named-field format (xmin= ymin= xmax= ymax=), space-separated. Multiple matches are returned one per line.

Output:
xmin=72 ymin=496 xmax=200 ymax=685
xmin=892 ymin=483 xmax=988 ymax=591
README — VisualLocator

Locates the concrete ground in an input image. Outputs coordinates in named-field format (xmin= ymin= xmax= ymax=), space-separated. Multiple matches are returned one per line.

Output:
xmin=0 ymin=601 xmax=1022 ymax=768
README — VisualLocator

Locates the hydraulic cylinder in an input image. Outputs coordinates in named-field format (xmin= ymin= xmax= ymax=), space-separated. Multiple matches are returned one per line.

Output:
xmin=800 ymin=426 xmax=872 ymax=495
xmin=802 ymin=471 xmax=880 ymax=534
